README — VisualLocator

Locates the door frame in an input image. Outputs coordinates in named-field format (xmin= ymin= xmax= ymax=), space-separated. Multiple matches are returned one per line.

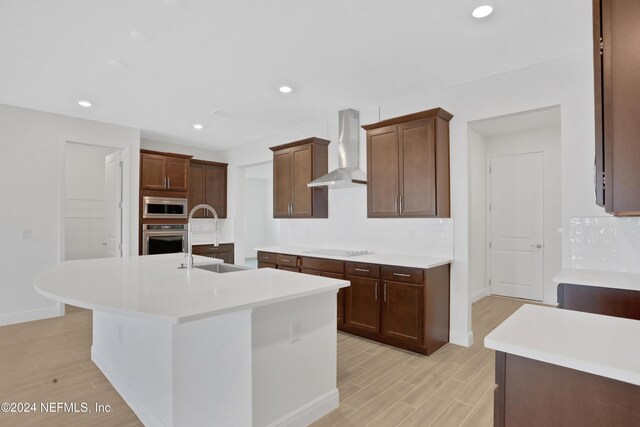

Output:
xmin=486 ymin=151 xmax=545 ymax=301
xmin=60 ymin=140 xmax=131 ymax=263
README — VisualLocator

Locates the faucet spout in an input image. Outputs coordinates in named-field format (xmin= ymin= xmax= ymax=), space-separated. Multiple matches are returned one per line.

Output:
xmin=187 ymin=204 xmax=219 ymax=269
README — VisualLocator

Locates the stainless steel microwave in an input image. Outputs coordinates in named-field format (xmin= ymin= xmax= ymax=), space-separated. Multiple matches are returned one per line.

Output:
xmin=142 ymin=196 xmax=188 ymax=219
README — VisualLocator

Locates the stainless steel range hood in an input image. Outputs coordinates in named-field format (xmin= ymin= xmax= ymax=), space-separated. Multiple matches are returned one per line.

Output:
xmin=307 ymin=109 xmax=367 ymax=188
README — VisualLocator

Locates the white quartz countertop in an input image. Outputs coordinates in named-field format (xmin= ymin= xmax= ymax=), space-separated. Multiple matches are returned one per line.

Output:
xmin=255 ymin=246 xmax=452 ymax=270
xmin=34 ymin=254 xmax=349 ymax=324
xmin=553 ymin=268 xmax=640 ymax=292
xmin=484 ymin=304 xmax=640 ymax=386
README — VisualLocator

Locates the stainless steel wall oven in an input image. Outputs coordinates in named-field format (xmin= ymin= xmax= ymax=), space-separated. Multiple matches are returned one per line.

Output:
xmin=142 ymin=224 xmax=187 ymax=255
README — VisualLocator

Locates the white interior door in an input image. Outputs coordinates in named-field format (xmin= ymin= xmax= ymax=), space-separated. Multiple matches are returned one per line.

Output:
xmin=489 ymin=152 xmax=544 ymax=301
xmin=105 ymin=151 xmax=123 ymax=257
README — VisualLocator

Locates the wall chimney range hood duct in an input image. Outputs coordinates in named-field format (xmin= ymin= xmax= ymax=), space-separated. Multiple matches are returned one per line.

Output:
xmin=307 ymin=109 xmax=367 ymax=188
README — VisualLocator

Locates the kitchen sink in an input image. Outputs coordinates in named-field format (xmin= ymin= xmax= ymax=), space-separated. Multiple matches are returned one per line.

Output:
xmin=196 ymin=263 xmax=251 ymax=274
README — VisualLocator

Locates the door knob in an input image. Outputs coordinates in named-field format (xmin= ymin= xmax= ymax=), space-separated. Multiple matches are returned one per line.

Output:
xmin=531 ymin=244 xmax=542 ymax=249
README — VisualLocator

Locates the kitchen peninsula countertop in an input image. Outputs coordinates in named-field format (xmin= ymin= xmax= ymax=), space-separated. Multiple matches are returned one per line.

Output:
xmin=256 ymin=245 xmax=452 ymax=270
xmin=553 ymin=268 xmax=640 ymax=292
xmin=485 ymin=304 xmax=640 ymax=386
xmin=34 ymin=253 xmax=348 ymax=324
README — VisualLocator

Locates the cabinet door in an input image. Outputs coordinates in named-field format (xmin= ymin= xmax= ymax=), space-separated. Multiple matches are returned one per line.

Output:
xmin=380 ymin=280 xmax=424 ymax=347
xmin=188 ymin=162 xmax=206 ymax=218
xmin=399 ymin=119 xmax=436 ymax=216
xmin=323 ymin=272 xmax=346 ymax=328
xmin=205 ymin=164 xmax=227 ymax=218
xmin=216 ymin=250 xmax=234 ymax=264
xmin=345 ymin=276 xmax=380 ymax=334
xmin=291 ymin=144 xmax=313 ymax=217
xmin=273 ymin=149 xmax=292 ymax=217
xmin=601 ymin=0 xmax=640 ymax=214
xmin=258 ymin=262 xmax=276 ymax=269
xmin=367 ymin=126 xmax=399 ymax=217
xmin=165 ymin=157 xmax=189 ymax=191
xmin=141 ymin=154 xmax=167 ymax=190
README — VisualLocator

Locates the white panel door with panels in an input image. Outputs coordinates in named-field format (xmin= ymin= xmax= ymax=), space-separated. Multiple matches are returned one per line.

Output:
xmin=489 ymin=152 xmax=544 ymax=301
xmin=105 ymin=150 xmax=123 ymax=258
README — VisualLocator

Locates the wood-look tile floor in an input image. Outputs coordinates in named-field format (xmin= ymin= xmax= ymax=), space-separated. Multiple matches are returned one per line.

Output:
xmin=0 ymin=296 xmax=525 ymax=426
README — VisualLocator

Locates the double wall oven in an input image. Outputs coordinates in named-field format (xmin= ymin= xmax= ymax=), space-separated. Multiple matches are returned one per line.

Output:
xmin=141 ymin=197 xmax=189 ymax=256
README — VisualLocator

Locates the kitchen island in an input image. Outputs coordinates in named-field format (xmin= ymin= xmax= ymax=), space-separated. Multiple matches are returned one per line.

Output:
xmin=34 ymin=253 xmax=349 ymax=427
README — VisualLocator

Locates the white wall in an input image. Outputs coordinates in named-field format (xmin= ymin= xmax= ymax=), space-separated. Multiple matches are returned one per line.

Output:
xmin=0 ymin=104 xmax=140 ymax=325
xmin=468 ymin=128 xmax=488 ymax=302
xmin=468 ymin=126 xmax=562 ymax=305
xmin=244 ymin=179 xmax=268 ymax=258
xmin=220 ymin=51 xmax=605 ymax=347
xmin=64 ymin=143 xmax=117 ymax=261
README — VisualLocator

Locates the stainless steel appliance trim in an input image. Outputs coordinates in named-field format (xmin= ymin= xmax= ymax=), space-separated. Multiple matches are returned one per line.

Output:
xmin=142 ymin=196 xmax=188 ymax=219
xmin=142 ymin=225 xmax=187 ymax=255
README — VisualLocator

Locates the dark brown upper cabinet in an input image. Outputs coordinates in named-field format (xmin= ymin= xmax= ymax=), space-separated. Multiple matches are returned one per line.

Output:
xmin=140 ymin=150 xmax=191 ymax=192
xmin=189 ymin=160 xmax=228 ymax=218
xmin=594 ymin=0 xmax=640 ymax=215
xmin=362 ymin=108 xmax=452 ymax=218
xmin=270 ymin=138 xmax=329 ymax=218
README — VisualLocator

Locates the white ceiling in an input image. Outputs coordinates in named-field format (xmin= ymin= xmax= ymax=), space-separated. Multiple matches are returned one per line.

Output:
xmin=0 ymin=0 xmax=590 ymax=150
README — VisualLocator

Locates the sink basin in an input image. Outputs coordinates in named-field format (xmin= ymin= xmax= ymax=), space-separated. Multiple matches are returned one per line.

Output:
xmin=195 ymin=263 xmax=251 ymax=274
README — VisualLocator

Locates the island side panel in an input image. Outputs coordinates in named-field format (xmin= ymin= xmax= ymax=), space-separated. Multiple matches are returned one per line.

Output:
xmin=91 ymin=311 xmax=174 ymax=426
xmin=173 ymin=309 xmax=253 ymax=427
xmin=252 ymin=291 xmax=339 ymax=426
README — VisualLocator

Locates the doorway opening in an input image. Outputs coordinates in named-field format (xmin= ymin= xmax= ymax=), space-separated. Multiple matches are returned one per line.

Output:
xmin=240 ymin=161 xmax=281 ymax=268
xmin=468 ymin=106 xmax=562 ymax=304
xmin=63 ymin=142 xmax=124 ymax=261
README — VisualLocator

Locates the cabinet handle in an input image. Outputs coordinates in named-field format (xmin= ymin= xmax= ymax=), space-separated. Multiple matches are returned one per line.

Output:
xmin=281 ymin=258 xmax=291 ymax=262
xmin=163 ymin=177 xmax=167 ymax=188
xmin=394 ymin=196 xmax=398 ymax=213
xmin=399 ymin=195 xmax=403 ymax=214
xmin=393 ymin=273 xmax=411 ymax=277
xmin=375 ymin=282 xmax=378 ymax=301
xmin=355 ymin=268 xmax=370 ymax=272
xmin=261 ymin=256 xmax=270 ymax=260
xmin=168 ymin=177 xmax=171 ymax=188
xmin=383 ymin=283 xmax=387 ymax=302
xmin=291 ymin=201 xmax=294 ymax=215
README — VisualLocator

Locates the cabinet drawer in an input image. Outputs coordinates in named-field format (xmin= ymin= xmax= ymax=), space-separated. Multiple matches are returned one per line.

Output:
xmin=276 ymin=254 xmax=299 ymax=267
xmin=300 ymin=257 xmax=344 ymax=274
xmin=382 ymin=265 xmax=424 ymax=284
xmin=257 ymin=251 xmax=276 ymax=264
xmin=345 ymin=262 xmax=380 ymax=278
xmin=193 ymin=243 xmax=233 ymax=255
xmin=278 ymin=266 xmax=300 ymax=272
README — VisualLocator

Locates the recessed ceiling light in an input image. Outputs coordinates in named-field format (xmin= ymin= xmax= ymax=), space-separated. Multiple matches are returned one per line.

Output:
xmin=130 ymin=30 xmax=149 ymax=41
xmin=78 ymin=100 xmax=92 ymax=107
xmin=279 ymin=86 xmax=293 ymax=94
xmin=193 ymin=123 xmax=204 ymax=130
xmin=472 ymin=5 xmax=493 ymax=18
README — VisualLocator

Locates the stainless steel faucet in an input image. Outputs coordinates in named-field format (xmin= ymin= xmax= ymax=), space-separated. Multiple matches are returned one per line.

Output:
xmin=187 ymin=204 xmax=219 ymax=269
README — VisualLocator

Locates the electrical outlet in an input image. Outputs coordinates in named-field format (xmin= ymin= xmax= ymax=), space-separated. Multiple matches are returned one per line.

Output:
xmin=289 ymin=320 xmax=300 ymax=343
xmin=20 ymin=228 xmax=31 ymax=239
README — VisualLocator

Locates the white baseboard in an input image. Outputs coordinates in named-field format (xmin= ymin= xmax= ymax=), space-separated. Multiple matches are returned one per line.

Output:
xmin=471 ymin=287 xmax=491 ymax=303
xmin=0 ymin=306 xmax=60 ymax=326
xmin=449 ymin=329 xmax=474 ymax=347
xmin=91 ymin=346 xmax=166 ymax=427
xmin=268 ymin=389 xmax=339 ymax=427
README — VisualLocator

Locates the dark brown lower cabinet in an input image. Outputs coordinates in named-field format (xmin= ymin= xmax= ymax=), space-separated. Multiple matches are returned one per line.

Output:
xmin=192 ymin=243 xmax=234 ymax=264
xmin=494 ymin=351 xmax=640 ymax=427
xmin=557 ymin=283 xmax=640 ymax=320
xmin=344 ymin=276 xmax=380 ymax=334
xmin=380 ymin=280 xmax=424 ymax=348
xmin=258 ymin=262 xmax=276 ymax=269
xmin=257 ymin=251 xmax=450 ymax=355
